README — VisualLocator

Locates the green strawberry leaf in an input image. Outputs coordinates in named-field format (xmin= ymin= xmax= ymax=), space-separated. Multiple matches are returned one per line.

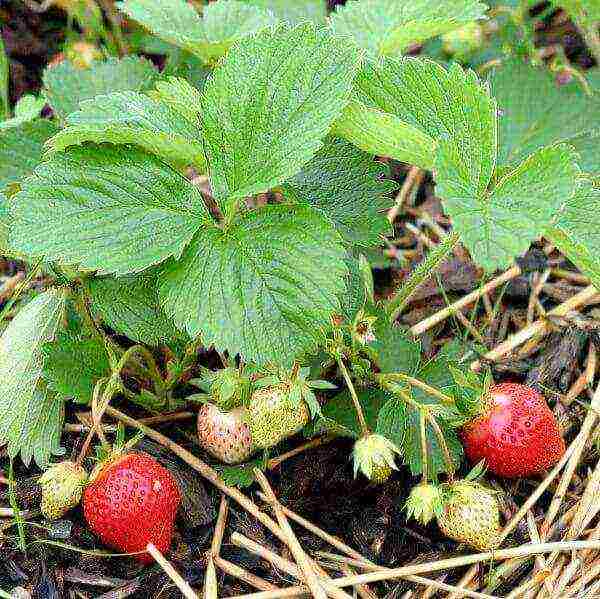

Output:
xmin=118 ymin=0 xmax=278 ymax=64
xmin=150 ymin=76 xmax=204 ymax=123
xmin=0 ymin=289 xmax=68 ymax=467
xmin=88 ymin=274 xmax=181 ymax=346
xmin=217 ymin=455 xmax=268 ymax=488
xmin=337 ymin=58 xmax=496 ymax=188
xmin=547 ymin=179 xmax=600 ymax=291
xmin=42 ymin=328 xmax=111 ymax=404
xmin=47 ymin=91 xmax=206 ymax=170
xmin=0 ymin=120 xmax=59 ymax=192
xmin=341 ymin=252 xmax=369 ymax=321
xmin=159 ymin=204 xmax=347 ymax=365
xmin=201 ymin=24 xmax=361 ymax=210
xmin=376 ymin=394 xmax=463 ymax=478
xmin=9 ymin=145 xmax=209 ymax=275
xmin=43 ymin=56 xmax=158 ymax=119
xmin=329 ymin=0 xmax=488 ymax=58
xmin=371 ymin=309 xmax=421 ymax=375
xmin=489 ymin=59 xmax=600 ymax=178
xmin=242 ymin=0 xmax=326 ymax=23
xmin=438 ymin=143 xmax=581 ymax=271
xmin=282 ymin=137 xmax=394 ymax=248
xmin=321 ymin=387 xmax=391 ymax=439
xmin=9 ymin=385 xmax=65 ymax=469
xmin=332 ymin=100 xmax=436 ymax=169
xmin=0 ymin=94 xmax=46 ymax=131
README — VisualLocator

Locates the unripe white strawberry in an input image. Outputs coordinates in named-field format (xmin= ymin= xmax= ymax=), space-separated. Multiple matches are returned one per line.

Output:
xmin=197 ymin=403 xmax=255 ymax=464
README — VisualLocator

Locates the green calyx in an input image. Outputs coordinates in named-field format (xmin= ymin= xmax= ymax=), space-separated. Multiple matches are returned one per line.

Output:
xmin=352 ymin=433 xmax=400 ymax=483
xmin=190 ymin=366 xmax=253 ymax=410
xmin=39 ymin=461 xmax=88 ymax=520
xmin=254 ymin=365 xmax=337 ymax=419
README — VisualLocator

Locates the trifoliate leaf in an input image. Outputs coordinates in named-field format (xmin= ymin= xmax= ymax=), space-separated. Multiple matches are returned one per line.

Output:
xmin=490 ymin=59 xmax=600 ymax=177
xmin=43 ymin=56 xmax=158 ymax=119
xmin=46 ymin=91 xmax=206 ymax=169
xmin=329 ymin=0 xmax=488 ymax=58
xmin=42 ymin=329 xmax=110 ymax=404
xmin=0 ymin=289 xmax=68 ymax=467
xmin=332 ymin=100 xmax=436 ymax=169
xmin=242 ymin=0 xmax=326 ymax=23
xmin=282 ymin=137 xmax=394 ymax=248
xmin=118 ymin=0 xmax=277 ymax=64
xmin=201 ymin=24 xmax=361 ymax=209
xmin=0 ymin=94 xmax=46 ymax=131
xmin=159 ymin=204 xmax=347 ymax=365
xmin=438 ymin=144 xmax=581 ymax=270
xmin=10 ymin=145 xmax=208 ymax=275
xmin=88 ymin=274 xmax=180 ymax=345
xmin=547 ymin=180 xmax=600 ymax=291
xmin=0 ymin=120 xmax=59 ymax=191
xmin=321 ymin=387 xmax=391 ymax=439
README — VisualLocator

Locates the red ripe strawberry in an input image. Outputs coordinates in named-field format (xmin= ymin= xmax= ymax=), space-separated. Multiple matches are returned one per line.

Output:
xmin=461 ymin=383 xmax=565 ymax=478
xmin=197 ymin=403 xmax=255 ymax=464
xmin=83 ymin=452 xmax=181 ymax=564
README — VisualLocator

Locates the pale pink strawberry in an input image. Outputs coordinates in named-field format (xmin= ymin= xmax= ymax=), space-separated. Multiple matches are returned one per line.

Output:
xmin=197 ymin=403 xmax=254 ymax=465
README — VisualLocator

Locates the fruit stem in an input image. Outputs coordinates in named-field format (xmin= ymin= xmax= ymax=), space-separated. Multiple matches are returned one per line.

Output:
xmin=383 ymin=373 xmax=455 ymax=405
xmin=75 ymin=344 xmax=163 ymax=466
xmin=425 ymin=410 xmax=456 ymax=482
xmin=418 ymin=410 xmax=429 ymax=483
xmin=337 ymin=357 xmax=370 ymax=437
xmin=385 ymin=383 xmax=456 ymax=482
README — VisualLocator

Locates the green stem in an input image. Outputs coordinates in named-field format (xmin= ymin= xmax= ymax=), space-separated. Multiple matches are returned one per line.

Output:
xmin=337 ymin=357 xmax=369 ymax=437
xmin=380 ymin=380 xmax=456 ymax=481
xmin=418 ymin=410 xmax=429 ymax=484
xmin=382 ymin=373 xmax=455 ymax=405
xmin=425 ymin=410 xmax=456 ymax=482
xmin=7 ymin=461 xmax=26 ymax=553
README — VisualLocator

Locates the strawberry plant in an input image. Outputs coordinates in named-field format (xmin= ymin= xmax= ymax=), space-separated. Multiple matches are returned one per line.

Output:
xmin=0 ymin=0 xmax=599 ymax=576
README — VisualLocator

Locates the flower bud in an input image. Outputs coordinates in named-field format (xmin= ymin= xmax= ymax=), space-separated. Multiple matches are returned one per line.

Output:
xmin=405 ymin=483 xmax=444 ymax=525
xmin=352 ymin=434 xmax=400 ymax=484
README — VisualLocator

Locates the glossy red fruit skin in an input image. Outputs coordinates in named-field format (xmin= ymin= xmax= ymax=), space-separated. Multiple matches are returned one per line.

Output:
xmin=83 ymin=452 xmax=181 ymax=564
xmin=461 ymin=383 xmax=565 ymax=479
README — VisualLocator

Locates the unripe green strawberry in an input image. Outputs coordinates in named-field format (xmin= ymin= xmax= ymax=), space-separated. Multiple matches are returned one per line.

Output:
xmin=405 ymin=483 xmax=444 ymax=525
xmin=197 ymin=403 xmax=255 ymax=464
xmin=39 ymin=461 xmax=88 ymax=520
xmin=352 ymin=434 xmax=400 ymax=484
xmin=248 ymin=384 xmax=310 ymax=449
xmin=436 ymin=481 xmax=501 ymax=551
